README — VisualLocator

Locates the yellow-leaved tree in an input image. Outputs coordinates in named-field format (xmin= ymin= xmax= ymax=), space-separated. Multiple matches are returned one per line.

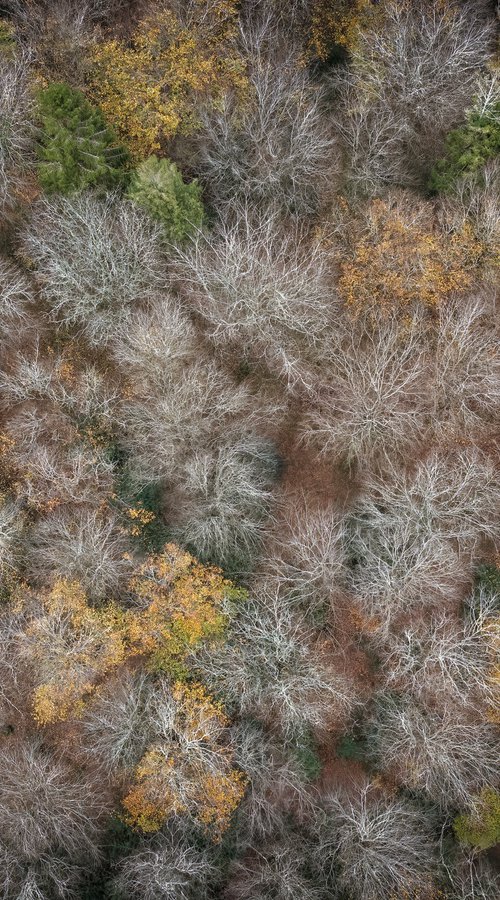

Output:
xmin=126 ymin=542 xmax=238 ymax=677
xmin=14 ymin=546 xmax=247 ymax=837
xmin=88 ymin=0 xmax=247 ymax=159
xmin=304 ymin=0 xmax=383 ymax=63
xmin=16 ymin=544 xmax=242 ymax=723
xmin=16 ymin=578 xmax=127 ymax=725
xmin=122 ymin=681 xmax=246 ymax=837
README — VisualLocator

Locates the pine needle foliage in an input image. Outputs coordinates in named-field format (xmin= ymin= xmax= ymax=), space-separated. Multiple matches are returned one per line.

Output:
xmin=429 ymin=99 xmax=500 ymax=193
xmin=36 ymin=82 xmax=129 ymax=195
xmin=127 ymin=155 xmax=204 ymax=242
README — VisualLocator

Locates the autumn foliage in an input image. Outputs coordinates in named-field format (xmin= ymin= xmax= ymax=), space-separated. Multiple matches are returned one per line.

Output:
xmin=122 ymin=682 xmax=246 ymax=836
xmin=126 ymin=543 xmax=241 ymax=677
xmin=88 ymin=1 xmax=246 ymax=158
xmin=305 ymin=0 xmax=382 ymax=62
xmin=0 ymin=1 xmax=499 ymax=898
xmin=15 ymin=544 xmax=240 ymax=726
xmin=337 ymin=195 xmax=483 ymax=313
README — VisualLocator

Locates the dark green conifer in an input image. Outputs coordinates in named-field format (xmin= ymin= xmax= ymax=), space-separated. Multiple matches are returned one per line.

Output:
xmin=36 ymin=82 xmax=129 ymax=195
xmin=429 ymin=101 xmax=500 ymax=193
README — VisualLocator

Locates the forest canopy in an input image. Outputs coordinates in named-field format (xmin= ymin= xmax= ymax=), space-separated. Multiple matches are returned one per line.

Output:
xmin=0 ymin=2 xmax=499 ymax=899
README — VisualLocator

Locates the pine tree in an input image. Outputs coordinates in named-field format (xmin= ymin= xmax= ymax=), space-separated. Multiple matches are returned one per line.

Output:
xmin=127 ymin=156 xmax=204 ymax=242
xmin=429 ymin=102 xmax=500 ymax=193
xmin=36 ymin=82 xmax=129 ymax=195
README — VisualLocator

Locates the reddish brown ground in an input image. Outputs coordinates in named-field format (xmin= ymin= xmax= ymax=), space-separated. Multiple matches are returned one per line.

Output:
xmin=318 ymin=755 xmax=368 ymax=796
xmin=274 ymin=415 xmax=377 ymax=795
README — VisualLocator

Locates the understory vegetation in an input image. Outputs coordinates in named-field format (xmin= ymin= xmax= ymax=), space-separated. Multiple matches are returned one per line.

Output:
xmin=0 ymin=1 xmax=498 ymax=898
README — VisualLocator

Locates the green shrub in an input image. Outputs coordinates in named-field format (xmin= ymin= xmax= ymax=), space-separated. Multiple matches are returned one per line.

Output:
xmin=336 ymin=732 xmax=369 ymax=763
xmin=429 ymin=103 xmax=500 ymax=194
xmin=127 ymin=155 xmax=204 ymax=242
xmin=453 ymin=788 xmax=500 ymax=850
xmin=291 ymin=727 xmax=322 ymax=782
xmin=36 ymin=82 xmax=129 ymax=195
xmin=475 ymin=563 xmax=500 ymax=600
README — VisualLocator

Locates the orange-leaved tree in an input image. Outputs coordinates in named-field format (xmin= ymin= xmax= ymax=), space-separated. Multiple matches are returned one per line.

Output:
xmin=122 ymin=681 xmax=247 ymax=837
xmin=336 ymin=195 xmax=483 ymax=314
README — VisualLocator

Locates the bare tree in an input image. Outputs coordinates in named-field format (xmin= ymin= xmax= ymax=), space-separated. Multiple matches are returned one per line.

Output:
xmin=3 ymin=0 xmax=122 ymax=84
xmin=172 ymin=435 xmax=279 ymax=572
xmin=0 ymin=344 xmax=62 ymax=408
xmin=176 ymin=208 xmax=335 ymax=393
xmin=0 ymin=738 xmax=105 ymax=899
xmin=319 ymin=783 xmax=438 ymax=900
xmin=0 ymin=405 xmax=75 ymax=469
xmin=300 ymin=311 xmax=430 ymax=471
xmin=195 ymin=585 xmax=355 ymax=736
xmin=337 ymin=0 xmax=496 ymax=192
xmin=21 ymin=194 xmax=169 ymax=345
xmin=369 ymin=696 xmax=499 ymax=810
xmin=110 ymin=299 xmax=199 ymax=390
xmin=0 ymin=498 xmax=23 ymax=580
xmin=112 ymin=824 xmax=213 ymax=900
xmin=57 ymin=360 xmax=121 ymax=428
xmin=0 ymin=345 xmax=120 ymax=444
xmin=119 ymin=361 xmax=264 ymax=484
xmin=443 ymin=850 xmax=500 ymax=900
xmin=25 ymin=508 xmax=131 ymax=598
xmin=82 ymin=671 xmax=158 ymax=775
xmin=380 ymin=448 xmax=500 ymax=550
xmin=346 ymin=449 xmax=500 ymax=623
xmin=14 ymin=441 xmax=115 ymax=510
xmin=195 ymin=16 xmax=335 ymax=214
xmin=0 ymin=605 xmax=30 ymax=727
xmin=337 ymin=79 xmax=410 ymax=193
xmin=345 ymin=498 xmax=468 ymax=627
xmin=0 ymin=257 xmax=33 ymax=342
xmin=373 ymin=612 xmax=496 ymax=711
xmin=225 ymin=834 xmax=324 ymax=900
xmin=0 ymin=849 xmax=82 ymax=900
xmin=0 ymin=54 xmax=34 ymax=222
xmin=4 ymin=0 xmax=119 ymax=26
xmin=443 ymin=157 xmax=500 ymax=255
xmin=230 ymin=719 xmax=313 ymax=842
xmin=262 ymin=502 xmax=346 ymax=614
xmin=432 ymin=295 xmax=500 ymax=440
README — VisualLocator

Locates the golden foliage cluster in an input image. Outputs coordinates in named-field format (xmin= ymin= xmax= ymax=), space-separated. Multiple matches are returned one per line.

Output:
xmin=305 ymin=0 xmax=383 ymax=62
xmin=13 ymin=550 xmax=246 ymax=836
xmin=127 ymin=543 xmax=234 ymax=677
xmin=88 ymin=1 xmax=247 ymax=158
xmin=17 ymin=544 xmax=238 ymax=724
xmin=337 ymin=197 xmax=483 ymax=313
xmin=122 ymin=681 xmax=246 ymax=836
xmin=18 ymin=579 xmax=126 ymax=725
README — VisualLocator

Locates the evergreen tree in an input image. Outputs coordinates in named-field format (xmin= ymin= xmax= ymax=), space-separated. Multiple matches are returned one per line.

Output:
xmin=36 ymin=82 xmax=129 ymax=195
xmin=429 ymin=102 xmax=500 ymax=193
xmin=127 ymin=155 xmax=204 ymax=243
